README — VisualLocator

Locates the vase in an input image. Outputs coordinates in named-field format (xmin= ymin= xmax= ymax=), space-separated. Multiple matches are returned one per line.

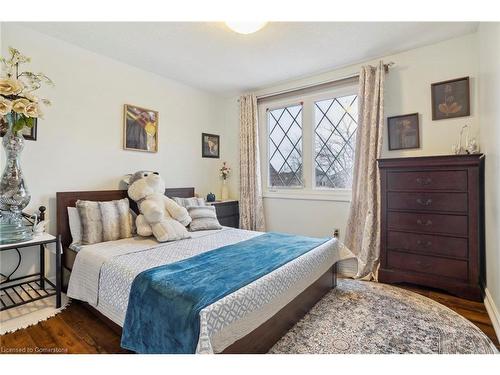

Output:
xmin=221 ymin=179 xmax=229 ymax=201
xmin=0 ymin=115 xmax=32 ymax=244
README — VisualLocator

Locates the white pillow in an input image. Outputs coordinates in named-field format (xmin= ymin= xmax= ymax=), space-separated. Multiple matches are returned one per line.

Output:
xmin=67 ymin=206 xmax=82 ymax=246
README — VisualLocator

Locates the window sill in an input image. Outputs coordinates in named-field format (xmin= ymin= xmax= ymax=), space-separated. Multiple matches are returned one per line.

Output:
xmin=262 ymin=190 xmax=352 ymax=202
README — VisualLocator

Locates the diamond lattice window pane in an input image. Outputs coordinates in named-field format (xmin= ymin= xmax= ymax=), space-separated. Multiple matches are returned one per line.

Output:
xmin=268 ymin=104 xmax=303 ymax=187
xmin=314 ymin=95 xmax=358 ymax=189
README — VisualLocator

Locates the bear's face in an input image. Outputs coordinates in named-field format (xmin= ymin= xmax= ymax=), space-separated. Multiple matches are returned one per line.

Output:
xmin=127 ymin=171 xmax=166 ymax=201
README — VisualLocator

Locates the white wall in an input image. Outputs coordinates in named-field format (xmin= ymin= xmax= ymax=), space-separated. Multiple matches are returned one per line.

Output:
xmin=228 ymin=33 xmax=479 ymax=240
xmin=0 ymin=24 xmax=237 ymax=279
xmin=478 ymin=23 xmax=500 ymax=333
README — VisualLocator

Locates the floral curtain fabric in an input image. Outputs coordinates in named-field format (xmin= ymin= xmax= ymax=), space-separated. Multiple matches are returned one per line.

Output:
xmin=344 ymin=61 xmax=385 ymax=280
xmin=239 ymin=94 xmax=265 ymax=231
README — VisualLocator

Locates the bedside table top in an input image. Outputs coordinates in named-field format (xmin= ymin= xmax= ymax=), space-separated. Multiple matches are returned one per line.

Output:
xmin=208 ymin=200 xmax=238 ymax=204
xmin=0 ymin=233 xmax=56 ymax=250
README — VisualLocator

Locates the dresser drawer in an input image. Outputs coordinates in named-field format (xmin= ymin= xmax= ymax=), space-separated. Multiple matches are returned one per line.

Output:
xmin=387 ymin=231 xmax=468 ymax=259
xmin=211 ymin=201 xmax=239 ymax=218
xmin=387 ymin=212 xmax=468 ymax=236
xmin=387 ymin=250 xmax=468 ymax=281
xmin=387 ymin=170 xmax=467 ymax=191
xmin=387 ymin=192 xmax=467 ymax=213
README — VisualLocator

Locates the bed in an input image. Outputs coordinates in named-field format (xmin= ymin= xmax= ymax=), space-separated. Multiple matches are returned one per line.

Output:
xmin=56 ymin=188 xmax=343 ymax=354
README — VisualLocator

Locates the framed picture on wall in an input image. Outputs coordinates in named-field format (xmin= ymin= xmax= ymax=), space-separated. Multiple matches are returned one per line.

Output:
xmin=123 ymin=104 xmax=158 ymax=153
xmin=0 ymin=114 xmax=37 ymax=141
xmin=431 ymin=76 xmax=470 ymax=120
xmin=387 ymin=113 xmax=420 ymax=151
xmin=201 ymin=133 xmax=220 ymax=158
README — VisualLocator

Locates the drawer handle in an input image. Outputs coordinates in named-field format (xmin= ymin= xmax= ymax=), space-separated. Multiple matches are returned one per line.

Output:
xmin=416 ymin=240 xmax=432 ymax=248
xmin=416 ymin=198 xmax=433 ymax=206
xmin=416 ymin=219 xmax=433 ymax=226
xmin=416 ymin=177 xmax=432 ymax=186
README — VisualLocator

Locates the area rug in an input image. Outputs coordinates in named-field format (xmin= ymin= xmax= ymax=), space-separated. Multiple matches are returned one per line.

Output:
xmin=270 ymin=279 xmax=498 ymax=354
xmin=0 ymin=292 xmax=70 ymax=335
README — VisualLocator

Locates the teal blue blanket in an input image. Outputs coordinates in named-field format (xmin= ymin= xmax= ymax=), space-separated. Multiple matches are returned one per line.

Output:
xmin=120 ymin=232 xmax=330 ymax=353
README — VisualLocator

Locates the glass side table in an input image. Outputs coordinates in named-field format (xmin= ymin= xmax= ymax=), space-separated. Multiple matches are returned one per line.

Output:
xmin=0 ymin=233 xmax=62 ymax=311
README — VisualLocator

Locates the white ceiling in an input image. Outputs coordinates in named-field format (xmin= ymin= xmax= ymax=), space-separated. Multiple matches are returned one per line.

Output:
xmin=19 ymin=22 xmax=478 ymax=95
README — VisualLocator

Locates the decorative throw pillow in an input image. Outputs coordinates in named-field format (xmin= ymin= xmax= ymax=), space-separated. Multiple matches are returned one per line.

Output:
xmin=187 ymin=205 xmax=222 ymax=232
xmin=76 ymin=200 xmax=103 ymax=245
xmin=172 ymin=197 xmax=206 ymax=208
xmin=68 ymin=205 xmax=136 ymax=250
xmin=99 ymin=198 xmax=134 ymax=242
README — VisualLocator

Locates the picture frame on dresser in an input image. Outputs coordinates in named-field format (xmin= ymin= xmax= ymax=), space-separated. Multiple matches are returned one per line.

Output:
xmin=377 ymin=154 xmax=485 ymax=301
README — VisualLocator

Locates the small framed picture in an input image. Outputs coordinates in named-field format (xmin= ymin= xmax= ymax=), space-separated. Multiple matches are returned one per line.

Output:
xmin=387 ymin=113 xmax=420 ymax=151
xmin=123 ymin=104 xmax=158 ymax=153
xmin=202 ymin=133 xmax=220 ymax=158
xmin=0 ymin=114 xmax=37 ymax=141
xmin=431 ymin=77 xmax=470 ymax=121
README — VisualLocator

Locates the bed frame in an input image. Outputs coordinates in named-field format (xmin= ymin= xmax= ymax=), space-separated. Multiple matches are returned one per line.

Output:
xmin=56 ymin=188 xmax=337 ymax=354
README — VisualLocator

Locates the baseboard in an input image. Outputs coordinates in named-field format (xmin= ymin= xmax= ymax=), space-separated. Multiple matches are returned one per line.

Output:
xmin=484 ymin=288 xmax=500 ymax=342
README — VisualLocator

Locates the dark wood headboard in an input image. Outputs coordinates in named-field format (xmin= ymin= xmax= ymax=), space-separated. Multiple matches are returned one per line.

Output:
xmin=56 ymin=188 xmax=195 ymax=270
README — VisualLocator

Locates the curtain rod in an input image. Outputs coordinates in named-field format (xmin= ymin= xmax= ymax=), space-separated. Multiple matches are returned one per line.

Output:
xmin=253 ymin=61 xmax=395 ymax=102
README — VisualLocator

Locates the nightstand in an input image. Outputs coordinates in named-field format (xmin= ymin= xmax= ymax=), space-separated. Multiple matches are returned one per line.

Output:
xmin=0 ymin=234 xmax=62 ymax=310
xmin=208 ymin=200 xmax=240 ymax=228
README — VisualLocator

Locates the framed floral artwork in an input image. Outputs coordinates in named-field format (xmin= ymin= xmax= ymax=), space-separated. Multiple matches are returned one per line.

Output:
xmin=202 ymin=133 xmax=220 ymax=158
xmin=387 ymin=113 xmax=420 ymax=151
xmin=123 ymin=104 xmax=158 ymax=152
xmin=431 ymin=77 xmax=470 ymax=121
xmin=0 ymin=114 xmax=37 ymax=141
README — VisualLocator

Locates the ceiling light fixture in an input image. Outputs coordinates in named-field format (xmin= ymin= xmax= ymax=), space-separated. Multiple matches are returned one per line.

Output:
xmin=225 ymin=22 xmax=267 ymax=35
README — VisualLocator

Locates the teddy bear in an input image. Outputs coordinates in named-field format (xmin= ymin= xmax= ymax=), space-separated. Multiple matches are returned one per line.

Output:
xmin=126 ymin=171 xmax=191 ymax=242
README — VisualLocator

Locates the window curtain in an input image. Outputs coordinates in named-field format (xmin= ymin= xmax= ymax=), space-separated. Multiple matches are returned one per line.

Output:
xmin=239 ymin=94 xmax=265 ymax=231
xmin=344 ymin=61 xmax=385 ymax=280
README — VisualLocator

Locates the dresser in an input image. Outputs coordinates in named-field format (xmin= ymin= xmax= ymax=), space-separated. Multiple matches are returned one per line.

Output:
xmin=378 ymin=155 xmax=485 ymax=301
xmin=208 ymin=200 xmax=240 ymax=228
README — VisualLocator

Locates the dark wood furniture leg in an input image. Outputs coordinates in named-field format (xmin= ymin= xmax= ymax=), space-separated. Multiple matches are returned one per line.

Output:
xmin=56 ymin=235 xmax=62 ymax=308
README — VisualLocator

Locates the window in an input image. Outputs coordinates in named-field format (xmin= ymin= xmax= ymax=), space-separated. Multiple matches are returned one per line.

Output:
xmin=314 ymin=94 xmax=358 ymax=189
xmin=260 ymin=82 xmax=359 ymax=200
xmin=268 ymin=104 xmax=303 ymax=187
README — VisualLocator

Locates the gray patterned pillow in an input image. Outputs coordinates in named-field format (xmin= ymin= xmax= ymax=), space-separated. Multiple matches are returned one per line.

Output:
xmin=76 ymin=200 xmax=103 ymax=245
xmin=172 ymin=197 xmax=206 ymax=208
xmin=99 ymin=198 xmax=134 ymax=242
xmin=187 ymin=205 xmax=222 ymax=232
xmin=76 ymin=198 xmax=134 ymax=245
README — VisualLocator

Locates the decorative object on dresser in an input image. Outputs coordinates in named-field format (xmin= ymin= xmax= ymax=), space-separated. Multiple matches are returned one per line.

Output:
xmin=219 ymin=161 xmax=231 ymax=200
xmin=208 ymin=200 xmax=240 ymax=228
xmin=0 ymin=47 xmax=53 ymax=244
xmin=378 ymin=154 xmax=485 ymax=301
xmin=387 ymin=113 xmax=420 ymax=151
xmin=431 ymin=76 xmax=470 ymax=120
xmin=452 ymin=124 xmax=480 ymax=155
xmin=206 ymin=192 xmax=216 ymax=202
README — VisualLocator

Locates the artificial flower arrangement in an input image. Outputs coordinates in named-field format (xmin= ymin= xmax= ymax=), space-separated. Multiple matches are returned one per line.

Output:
xmin=0 ymin=47 xmax=53 ymax=134
xmin=220 ymin=162 xmax=231 ymax=180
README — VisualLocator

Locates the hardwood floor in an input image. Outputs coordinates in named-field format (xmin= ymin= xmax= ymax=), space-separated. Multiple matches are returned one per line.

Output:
xmin=1 ymin=283 xmax=499 ymax=353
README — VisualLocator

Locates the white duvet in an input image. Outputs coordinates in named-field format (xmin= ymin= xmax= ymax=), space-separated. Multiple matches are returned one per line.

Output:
xmin=67 ymin=227 xmax=350 ymax=353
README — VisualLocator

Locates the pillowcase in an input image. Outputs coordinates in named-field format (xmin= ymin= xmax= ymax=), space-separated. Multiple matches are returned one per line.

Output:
xmin=98 ymin=198 xmax=134 ymax=242
xmin=67 ymin=207 xmax=82 ymax=250
xmin=74 ymin=198 xmax=135 ymax=245
xmin=76 ymin=200 xmax=103 ymax=245
xmin=186 ymin=205 xmax=222 ymax=232
xmin=172 ymin=197 xmax=206 ymax=208
xmin=68 ymin=205 xmax=137 ymax=250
